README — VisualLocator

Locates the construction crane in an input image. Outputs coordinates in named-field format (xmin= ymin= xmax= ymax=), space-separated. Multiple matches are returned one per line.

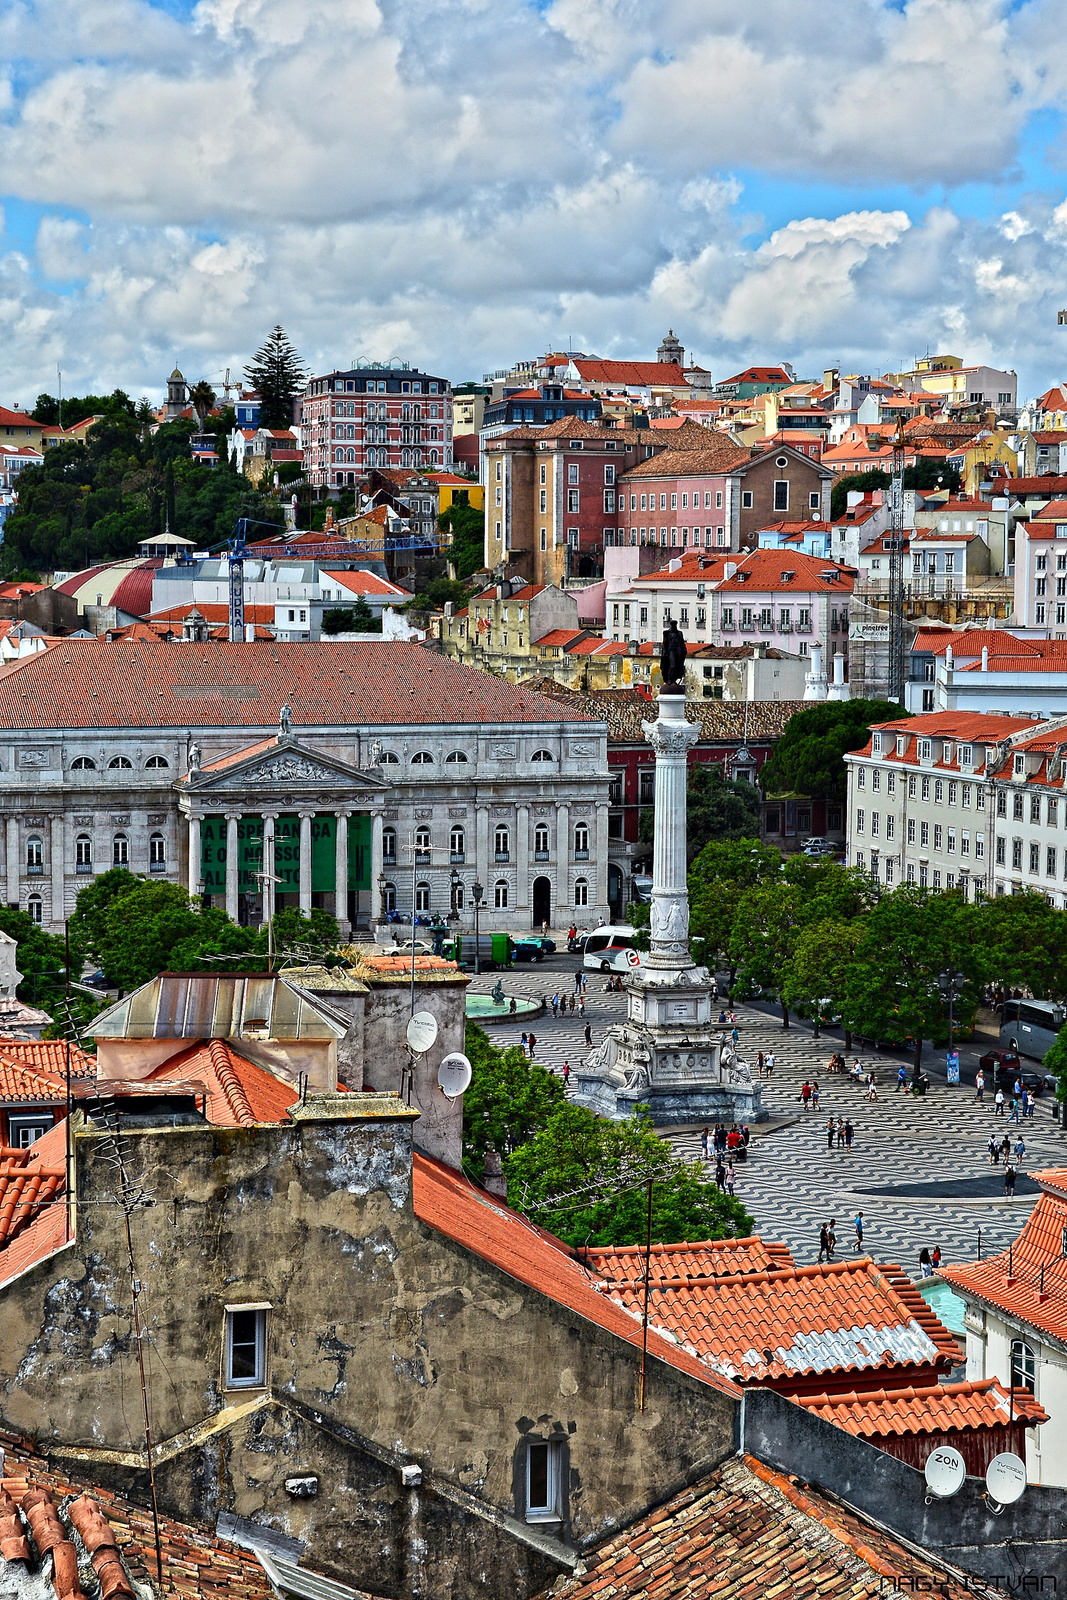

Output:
xmin=226 ymin=518 xmax=284 ymax=641
xmin=886 ymin=416 xmax=907 ymax=703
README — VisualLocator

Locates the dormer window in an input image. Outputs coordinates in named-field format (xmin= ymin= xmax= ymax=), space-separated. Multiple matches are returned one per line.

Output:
xmin=958 ymin=744 xmax=973 ymax=769
xmin=871 ymin=733 xmax=883 ymax=755
xmin=943 ymin=743 xmax=954 ymax=765
xmin=896 ymin=736 xmax=907 ymax=756
xmin=1014 ymin=754 xmax=1026 ymax=777
xmin=918 ymin=739 xmax=932 ymax=762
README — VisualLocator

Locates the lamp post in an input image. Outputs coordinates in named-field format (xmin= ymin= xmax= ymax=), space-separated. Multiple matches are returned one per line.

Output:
xmin=939 ymin=966 xmax=966 ymax=1070
xmin=448 ymin=869 xmax=462 ymax=926
xmin=472 ymin=880 xmax=484 ymax=976
xmin=378 ymin=872 xmax=387 ymax=924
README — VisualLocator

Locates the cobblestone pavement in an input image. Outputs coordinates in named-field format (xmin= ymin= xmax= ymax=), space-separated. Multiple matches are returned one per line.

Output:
xmin=468 ymin=953 xmax=1067 ymax=1275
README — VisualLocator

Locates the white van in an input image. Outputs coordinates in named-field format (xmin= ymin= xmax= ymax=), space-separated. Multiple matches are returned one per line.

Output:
xmin=583 ymin=926 xmax=642 ymax=972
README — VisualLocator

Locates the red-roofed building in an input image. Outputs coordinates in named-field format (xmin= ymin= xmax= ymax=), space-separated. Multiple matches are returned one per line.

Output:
xmin=301 ymin=364 xmax=453 ymax=488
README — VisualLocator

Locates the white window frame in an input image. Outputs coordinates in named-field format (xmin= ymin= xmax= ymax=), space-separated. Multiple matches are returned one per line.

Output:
xmin=525 ymin=1439 xmax=561 ymax=1522
xmin=225 ymin=1306 xmax=268 ymax=1389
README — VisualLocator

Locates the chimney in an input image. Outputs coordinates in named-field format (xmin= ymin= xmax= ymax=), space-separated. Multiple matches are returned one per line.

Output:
xmin=245 ymin=623 xmax=255 ymax=642
xmin=804 ymin=642 xmax=827 ymax=702
xmin=981 ymin=645 xmax=988 ymax=672
xmin=724 ymin=561 xmax=737 ymax=579
xmin=827 ymin=651 xmax=850 ymax=701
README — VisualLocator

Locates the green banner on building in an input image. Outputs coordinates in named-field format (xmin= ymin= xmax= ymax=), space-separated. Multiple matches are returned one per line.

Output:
xmin=201 ymin=813 xmax=371 ymax=897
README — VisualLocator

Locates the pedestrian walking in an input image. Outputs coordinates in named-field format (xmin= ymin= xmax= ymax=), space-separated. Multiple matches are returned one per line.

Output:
xmin=844 ymin=1120 xmax=854 ymax=1151
xmin=1000 ymin=1134 xmax=1011 ymax=1163
xmin=854 ymin=1211 xmax=864 ymax=1253
xmin=527 ymin=1032 xmax=537 ymax=1061
xmin=520 ymin=1032 xmax=529 ymax=1058
xmin=988 ymin=1133 xmax=999 ymax=1165
xmin=836 ymin=1118 xmax=846 ymax=1149
xmin=714 ymin=1160 xmax=726 ymax=1192
xmin=826 ymin=1118 xmax=836 ymax=1151
xmin=826 ymin=1219 xmax=837 ymax=1261
xmin=756 ymin=1051 xmax=765 ymax=1078
xmin=1005 ymin=1162 xmax=1017 ymax=1197
xmin=551 ymin=992 xmax=559 ymax=1018
xmin=918 ymin=1247 xmax=932 ymax=1279
xmin=1007 ymin=1096 xmax=1021 ymax=1125
xmin=866 ymin=1073 xmax=878 ymax=1102
xmin=896 ymin=1065 xmax=907 ymax=1092
xmin=574 ymin=971 xmax=582 ymax=994
xmin=579 ymin=996 xmax=586 ymax=1018
xmin=811 ymin=1081 xmax=820 ymax=1110
xmin=994 ymin=1088 xmax=1005 ymax=1116
xmin=700 ymin=1126 xmax=709 ymax=1160
xmin=568 ymin=994 xmax=575 ymax=1017
xmin=801 ymin=1081 xmax=812 ymax=1111
xmin=931 ymin=1245 xmax=942 ymax=1271
xmin=1014 ymin=1134 xmax=1026 ymax=1163
xmin=584 ymin=1022 xmax=592 ymax=1047
xmin=975 ymin=1071 xmax=985 ymax=1103
xmin=725 ymin=1162 xmax=736 ymax=1196
xmin=766 ymin=1052 xmax=776 ymax=1076
xmin=818 ymin=1222 xmax=829 ymax=1262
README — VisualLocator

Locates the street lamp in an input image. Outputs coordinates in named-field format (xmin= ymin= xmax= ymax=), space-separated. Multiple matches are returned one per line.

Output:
xmin=939 ymin=967 xmax=966 ymax=1067
xmin=448 ymin=869 xmax=462 ymax=925
xmin=472 ymin=880 xmax=484 ymax=976
xmin=378 ymin=872 xmax=387 ymax=924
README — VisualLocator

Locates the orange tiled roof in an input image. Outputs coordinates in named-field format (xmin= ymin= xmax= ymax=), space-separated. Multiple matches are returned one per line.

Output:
xmin=0 ymin=1040 xmax=94 ymax=1092
xmin=714 ymin=550 xmax=857 ymax=594
xmin=799 ymin=1378 xmax=1047 ymax=1436
xmin=540 ymin=1453 xmax=979 ymax=1599
xmin=533 ymin=628 xmax=589 ymax=648
xmin=586 ymin=1234 xmax=794 ymax=1283
xmin=574 ymin=359 xmax=688 ymax=386
xmin=601 ymin=1257 xmax=959 ymax=1385
xmin=411 ymin=1153 xmax=737 ymax=1394
xmin=939 ymin=1178 xmax=1067 ymax=1345
xmin=911 ymin=628 xmax=1038 ymax=658
xmin=0 ymin=1137 xmax=65 ymax=1251
xmin=143 ymin=1040 xmax=299 ymax=1127
xmin=619 ymin=443 xmax=750 ymax=480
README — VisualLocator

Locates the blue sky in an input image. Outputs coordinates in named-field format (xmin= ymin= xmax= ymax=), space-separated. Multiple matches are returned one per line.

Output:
xmin=0 ymin=0 xmax=1065 ymax=402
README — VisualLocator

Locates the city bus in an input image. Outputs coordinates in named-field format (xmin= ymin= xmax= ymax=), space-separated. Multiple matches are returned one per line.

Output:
xmin=583 ymin=926 xmax=642 ymax=973
xmin=1000 ymin=999 xmax=1067 ymax=1060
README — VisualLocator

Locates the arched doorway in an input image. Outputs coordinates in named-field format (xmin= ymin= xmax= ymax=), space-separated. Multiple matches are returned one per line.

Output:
xmin=608 ymin=863 xmax=624 ymax=922
xmin=532 ymin=876 xmax=551 ymax=930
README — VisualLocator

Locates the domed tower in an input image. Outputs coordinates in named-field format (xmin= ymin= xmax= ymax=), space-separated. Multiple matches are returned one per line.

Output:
xmin=165 ymin=366 xmax=189 ymax=418
xmin=657 ymin=329 xmax=685 ymax=366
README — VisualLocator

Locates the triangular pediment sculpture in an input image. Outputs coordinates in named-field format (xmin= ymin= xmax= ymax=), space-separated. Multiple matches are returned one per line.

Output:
xmin=185 ymin=736 xmax=392 ymax=794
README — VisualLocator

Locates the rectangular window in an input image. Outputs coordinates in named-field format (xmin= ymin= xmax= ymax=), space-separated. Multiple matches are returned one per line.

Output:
xmin=773 ymin=480 xmax=789 ymax=512
xmin=1048 ymin=846 xmax=1058 ymax=877
xmin=961 ymin=783 xmax=971 ymax=809
xmin=568 ymin=489 xmax=579 ymax=512
xmin=921 ymin=820 xmax=929 ymax=846
xmin=526 ymin=1440 xmax=561 ymax=1522
xmin=975 ymin=835 xmax=985 ymax=860
xmin=908 ymin=774 xmax=917 ymax=798
xmin=741 ymin=490 xmax=753 ymax=509
xmin=934 ymin=780 xmax=944 ymax=803
xmin=934 ymin=824 xmax=943 ymax=850
xmin=887 ymin=773 xmax=896 ymax=794
xmin=1012 ymin=839 xmax=1022 ymax=870
xmin=670 ymin=493 xmax=677 ymax=510
xmin=960 ymin=831 xmax=970 ymax=856
xmin=857 ymin=768 xmax=866 ymax=789
xmin=907 ymin=818 xmax=915 ymax=844
xmin=946 ymin=828 xmax=955 ymax=854
xmin=997 ymin=791 xmax=1007 ymax=817
xmin=885 ymin=814 xmax=894 ymax=840
xmin=871 ymin=769 xmax=881 ymax=793
xmin=948 ymin=782 xmax=957 ymax=806
xmin=1031 ymin=795 xmax=1042 ymax=824
xmin=225 ymin=1308 xmax=267 ymax=1388
xmin=1030 ymin=842 xmax=1041 ymax=874
xmin=539 ymin=490 xmax=547 ymax=512
xmin=659 ymin=493 xmax=667 ymax=510
xmin=856 ymin=809 xmax=865 ymax=833
xmin=604 ymin=465 xmax=615 ymax=485
xmin=1050 ymin=798 xmax=1059 ymax=828
xmin=919 ymin=864 xmax=928 ymax=886
xmin=568 ymin=463 xmax=579 ymax=484
xmin=871 ymin=813 xmax=880 ymax=838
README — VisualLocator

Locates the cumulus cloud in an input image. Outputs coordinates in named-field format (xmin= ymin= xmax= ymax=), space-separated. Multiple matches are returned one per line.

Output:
xmin=0 ymin=0 xmax=1065 ymax=402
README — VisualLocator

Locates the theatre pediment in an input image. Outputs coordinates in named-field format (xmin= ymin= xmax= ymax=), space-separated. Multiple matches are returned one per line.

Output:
xmin=184 ymin=735 xmax=390 ymax=799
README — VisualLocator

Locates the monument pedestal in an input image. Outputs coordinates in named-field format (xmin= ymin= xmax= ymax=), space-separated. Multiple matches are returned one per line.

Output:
xmin=574 ymin=687 xmax=764 ymax=1126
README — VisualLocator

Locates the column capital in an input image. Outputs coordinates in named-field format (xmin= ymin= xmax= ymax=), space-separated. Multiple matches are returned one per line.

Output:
xmin=224 ymin=810 xmax=244 ymax=821
xmin=297 ymin=810 xmax=317 ymax=819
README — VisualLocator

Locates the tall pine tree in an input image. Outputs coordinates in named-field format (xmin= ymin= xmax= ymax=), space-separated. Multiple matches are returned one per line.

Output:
xmin=244 ymin=326 xmax=308 ymax=428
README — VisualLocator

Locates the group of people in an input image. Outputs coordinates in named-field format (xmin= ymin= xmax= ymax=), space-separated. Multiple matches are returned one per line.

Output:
xmin=817 ymin=1212 xmax=866 ymax=1262
xmin=700 ymin=1123 xmax=750 ymax=1197
xmin=917 ymin=1245 xmax=943 ymax=1278
xmin=754 ymin=1051 xmax=776 ymax=1077
xmin=824 ymin=1116 xmax=856 ymax=1151
xmin=549 ymin=990 xmax=585 ymax=1020
xmin=974 ymin=1071 xmax=1038 ymax=1120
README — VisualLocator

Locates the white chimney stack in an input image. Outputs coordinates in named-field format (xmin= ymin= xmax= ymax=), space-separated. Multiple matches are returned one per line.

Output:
xmin=981 ymin=645 xmax=988 ymax=672
xmin=804 ymin=642 xmax=827 ymax=701
xmin=827 ymin=651 xmax=850 ymax=701
xmin=245 ymin=623 xmax=256 ymax=643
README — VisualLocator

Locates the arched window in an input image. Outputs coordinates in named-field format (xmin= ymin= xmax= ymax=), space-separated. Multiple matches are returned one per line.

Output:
xmin=531 ymin=749 xmax=554 ymax=763
xmin=494 ymin=825 xmax=510 ymax=861
xmin=108 ymin=756 xmax=133 ymax=769
xmin=574 ymin=823 xmax=589 ymax=858
xmin=1011 ymin=1339 xmax=1036 ymax=1393
xmin=574 ymin=877 xmax=589 ymax=907
xmin=383 ymin=880 xmax=397 ymax=912
xmin=379 ymin=751 xmax=400 ymax=765
xmin=26 ymin=835 xmax=42 ymax=873
xmin=415 ymin=881 xmax=431 ymax=913
xmin=411 ymin=751 xmax=434 ymax=765
xmin=70 ymin=757 xmax=96 ymax=771
xmin=430 ymin=450 xmax=439 ymax=467
xmin=494 ymin=879 xmax=509 ymax=909
xmin=113 ymin=834 xmax=129 ymax=866
xmin=450 ymin=826 xmax=465 ymax=861
xmin=414 ymin=827 xmax=431 ymax=861
xmin=149 ymin=833 xmax=166 ymax=870
xmin=382 ymin=827 xmax=397 ymax=862
xmin=145 ymin=755 xmax=170 ymax=768
xmin=534 ymin=826 xmax=550 ymax=858
xmin=75 ymin=835 xmax=92 ymax=872
xmin=445 ymin=750 xmax=469 ymax=764
xmin=26 ymin=896 xmax=42 ymax=926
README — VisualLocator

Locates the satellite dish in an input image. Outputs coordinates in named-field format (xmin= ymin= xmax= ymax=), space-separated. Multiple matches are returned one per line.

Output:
xmin=406 ymin=1012 xmax=438 ymax=1055
xmin=438 ymin=1052 xmax=472 ymax=1098
xmin=986 ymin=1453 xmax=1026 ymax=1506
xmin=923 ymin=1446 xmax=965 ymax=1499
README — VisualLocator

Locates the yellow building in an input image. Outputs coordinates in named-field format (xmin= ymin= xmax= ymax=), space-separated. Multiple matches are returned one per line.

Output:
xmin=426 ymin=472 xmax=484 ymax=517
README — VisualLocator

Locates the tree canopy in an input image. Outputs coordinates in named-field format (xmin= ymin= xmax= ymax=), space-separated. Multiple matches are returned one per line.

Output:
xmin=244 ymin=326 xmax=307 ymax=429
xmin=829 ymin=458 xmax=962 ymax=519
xmin=759 ymin=699 xmax=908 ymax=802
xmin=438 ymin=494 xmax=485 ymax=580
xmin=32 ymin=389 xmax=146 ymax=430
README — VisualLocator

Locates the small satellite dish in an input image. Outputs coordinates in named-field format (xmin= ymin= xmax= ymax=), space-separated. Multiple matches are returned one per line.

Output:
xmin=923 ymin=1446 xmax=965 ymax=1499
xmin=438 ymin=1052 xmax=472 ymax=1098
xmin=986 ymin=1452 xmax=1026 ymax=1506
xmin=406 ymin=1012 xmax=438 ymax=1055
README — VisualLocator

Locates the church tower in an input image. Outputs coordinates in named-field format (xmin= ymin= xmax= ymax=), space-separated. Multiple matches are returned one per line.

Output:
xmin=656 ymin=329 xmax=685 ymax=366
xmin=165 ymin=366 xmax=189 ymax=419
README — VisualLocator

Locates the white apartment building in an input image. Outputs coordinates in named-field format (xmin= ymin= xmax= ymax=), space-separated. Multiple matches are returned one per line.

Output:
xmin=845 ymin=709 xmax=1067 ymax=904
xmin=1013 ymin=502 xmax=1067 ymax=634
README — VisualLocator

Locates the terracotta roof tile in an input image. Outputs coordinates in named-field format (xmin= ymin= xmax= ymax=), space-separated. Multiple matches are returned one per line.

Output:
xmin=539 ymin=1454 xmax=979 ymax=1598
xmin=0 ymin=640 xmax=595 ymax=730
xmin=939 ymin=1178 xmax=1067 ymax=1344
xmin=574 ymin=359 xmax=688 ymax=386
xmin=799 ymin=1378 xmax=1047 ymax=1435
xmin=411 ymin=1154 xmax=737 ymax=1395
xmin=601 ymin=1258 xmax=959 ymax=1385
xmin=587 ymin=1235 xmax=794 ymax=1283
xmin=143 ymin=1041 xmax=298 ymax=1127
xmin=620 ymin=444 xmax=751 ymax=480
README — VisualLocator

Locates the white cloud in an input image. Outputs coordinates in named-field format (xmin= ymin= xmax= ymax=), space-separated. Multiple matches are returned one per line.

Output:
xmin=0 ymin=0 xmax=1065 ymax=403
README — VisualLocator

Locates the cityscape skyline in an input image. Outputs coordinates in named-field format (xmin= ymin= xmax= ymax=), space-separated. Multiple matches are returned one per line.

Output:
xmin=0 ymin=1 xmax=1066 ymax=402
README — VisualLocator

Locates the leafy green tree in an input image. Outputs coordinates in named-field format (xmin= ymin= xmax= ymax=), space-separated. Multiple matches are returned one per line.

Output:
xmin=438 ymin=496 xmax=485 ymax=580
xmin=782 ymin=917 xmax=864 ymax=1045
xmin=781 ymin=857 xmax=878 ymax=923
xmin=244 ymin=326 xmax=307 ymax=429
xmin=688 ymin=838 xmax=781 ymax=982
xmin=845 ymin=884 xmax=979 ymax=1070
xmin=189 ymin=381 xmax=217 ymax=425
xmin=462 ymin=1023 xmax=565 ymax=1175
xmin=32 ymin=390 xmax=137 ymax=429
xmin=829 ymin=458 xmax=961 ymax=519
xmin=504 ymin=1103 xmax=753 ymax=1248
xmin=729 ymin=880 xmax=803 ymax=1025
xmin=0 ymin=906 xmax=71 ymax=1015
xmin=639 ymin=765 xmax=759 ymax=859
xmin=759 ymin=700 xmax=909 ymax=803
xmin=975 ymin=891 xmax=1067 ymax=1001
xmin=68 ymin=868 xmax=142 ymax=966
xmin=1043 ymin=1025 xmax=1067 ymax=1103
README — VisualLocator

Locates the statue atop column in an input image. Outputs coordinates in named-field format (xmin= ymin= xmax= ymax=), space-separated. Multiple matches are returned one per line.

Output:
xmin=660 ymin=620 xmax=687 ymax=692
xmin=189 ymin=743 xmax=201 ymax=774
xmin=279 ymin=703 xmax=292 ymax=737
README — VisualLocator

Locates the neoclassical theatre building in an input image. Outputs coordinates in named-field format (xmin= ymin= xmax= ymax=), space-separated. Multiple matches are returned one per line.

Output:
xmin=0 ymin=640 xmax=611 ymax=933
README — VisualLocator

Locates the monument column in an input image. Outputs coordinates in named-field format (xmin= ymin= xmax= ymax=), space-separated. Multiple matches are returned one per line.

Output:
xmin=475 ymin=804 xmax=490 ymax=888
xmin=594 ymin=801 xmax=609 ymax=917
xmin=369 ymin=812 xmax=383 ymax=928
xmin=516 ymin=803 xmax=530 ymax=912
xmin=335 ymin=811 xmax=351 ymax=935
xmin=299 ymin=812 xmax=314 ymax=916
xmin=49 ymin=815 xmax=65 ymax=927
xmin=6 ymin=818 xmax=18 ymax=907
xmin=187 ymin=815 xmax=201 ymax=898
xmin=556 ymin=802 xmax=569 ymax=911
xmin=644 ymin=692 xmax=699 ymax=967
xmin=225 ymin=814 xmax=241 ymax=923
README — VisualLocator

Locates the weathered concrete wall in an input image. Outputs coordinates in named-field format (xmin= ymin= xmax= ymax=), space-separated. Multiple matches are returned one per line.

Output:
xmin=0 ymin=1096 xmax=738 ymax=1600
xmin=362 ymin=976 xmax=467 ymax=1166
xmin=743 ymin=1386 xmax=1067 ymax=1582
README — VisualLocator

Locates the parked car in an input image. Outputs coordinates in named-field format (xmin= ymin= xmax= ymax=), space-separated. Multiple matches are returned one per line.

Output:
xmin=979 ymin=1049 xmax=1049 ymax=1093
xmin=512 ymin=938 xmax=546 ymax=963
xmin=524 ymin=935 xmax=556 ymax=955
xmin=631 ymin=875 xmax=653 ymax=905
xmin=802 ymin=838 xmax=839 ymax=859
xmin=389 ymin=939 xmax=433 ymax=956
